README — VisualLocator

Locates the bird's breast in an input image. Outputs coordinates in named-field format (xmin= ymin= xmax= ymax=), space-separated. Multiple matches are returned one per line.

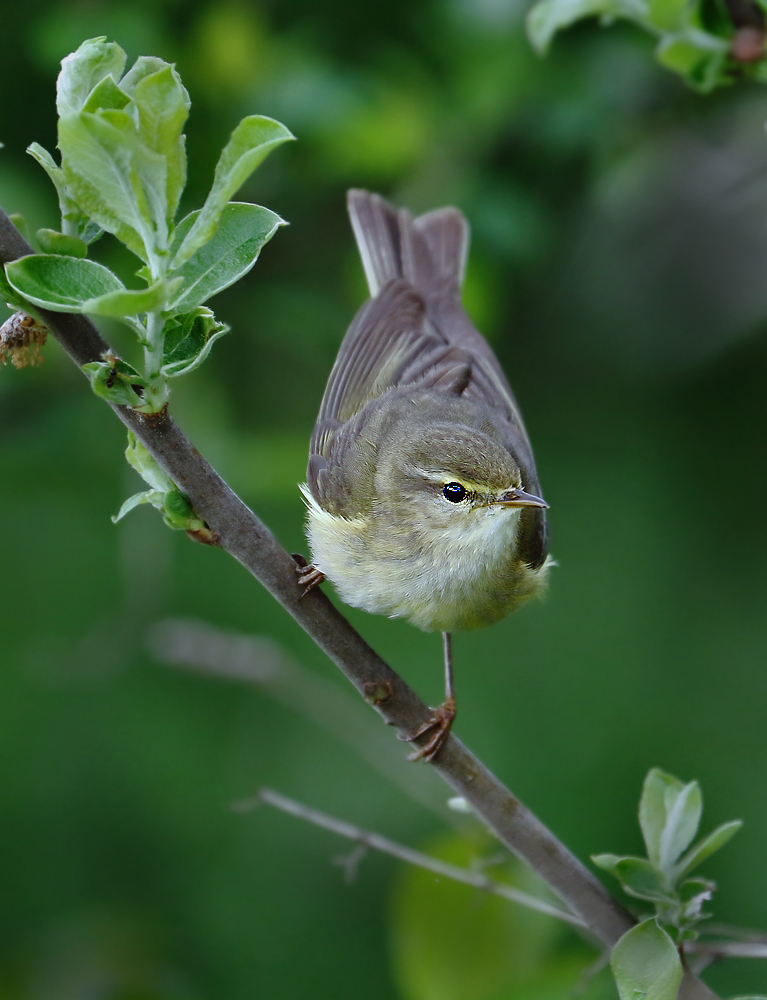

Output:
xmin=302 ymin=486 xmax=549 ymax=632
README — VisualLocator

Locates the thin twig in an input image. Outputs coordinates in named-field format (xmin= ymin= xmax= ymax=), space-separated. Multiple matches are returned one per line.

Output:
xmin=0 ymin=209 xmax=719 ymax=1000
xmin=244 ymin=787 xmax=586 ymax=928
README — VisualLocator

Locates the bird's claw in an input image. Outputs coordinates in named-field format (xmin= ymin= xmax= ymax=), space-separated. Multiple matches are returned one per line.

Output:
xmin=399 ymin=697 xmax=456 ymax=762
xmin=292 ymin=554 xmax=326 ymax=598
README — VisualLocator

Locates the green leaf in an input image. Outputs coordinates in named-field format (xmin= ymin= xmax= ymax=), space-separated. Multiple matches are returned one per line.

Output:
xmin=610 ymin=919 xmax=683 ymax=1000
xmin=83 ymin=279 xmax=172 ymax=318
xmin=0 ymin=266 xmax=29 ymax=310
xmin=169 ymin=202 xmax=284 ymax=312
xmin=678 ymin=877 xmax=714 ymax=922
xmin=526 ymin=0 xmax=631 ymax=54
xmin=35 ymin=229 xmax=88 ymax=258
xmin=591 ymin=853 xmax=625 ymax=877
xmin=112 ymin=488 xmax=165 ymax=522
xmin=58 ymin=111 xmax=168 ymax=262
xmin=129 ymin=63 xmax=190 ymax=222
xmin=613 ymin=858 xmax=675 ymax=903
xmin=27 ymin=142 xmax=86 ymax=235
xmin=640 ymin=768 xmax=698 ymax=871
xmin=673 ymin=820 xmax=743 ymax=880
xmin=83 ymin=359 xmax=148 ymax=407
xmin=56 ymin=37 xmax=127 ymax=117
xmin=655 ymin=36 xmax=727 ymax=92
xmin=160 ymin=307 xmax=228 ymax=377
xmin=5 ymin=255 xmax=124 ymax=311
xmin=125 ymin=432 xmax=174 ymax=492
xmin=162 ymin=488 xmax=204 ymax=531
xmin=173 ymin=115 xmax=294 ymax=266
xmin=82 ymin=74 xmax=131 ymax=113
xmin=658 ymin=779 xmax=702 ymax=875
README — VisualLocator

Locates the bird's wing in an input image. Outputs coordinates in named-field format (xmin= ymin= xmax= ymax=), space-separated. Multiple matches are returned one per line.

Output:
xmin=347 ymin=190 xmax=535 ymax=471
xmin=309 ymin=279 xmax=473 ymax=460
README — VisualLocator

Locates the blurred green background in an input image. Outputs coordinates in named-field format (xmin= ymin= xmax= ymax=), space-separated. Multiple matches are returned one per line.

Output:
xmin=2 ymin=1 xmax=767 ymax=997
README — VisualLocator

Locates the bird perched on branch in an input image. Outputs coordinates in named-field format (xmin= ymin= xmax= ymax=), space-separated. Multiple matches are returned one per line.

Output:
xmin=299 ymin=190 xmax=551 ymax=761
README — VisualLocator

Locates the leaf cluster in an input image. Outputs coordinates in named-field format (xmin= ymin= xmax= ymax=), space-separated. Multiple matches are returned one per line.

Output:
xmin=593 ymin=768 xmax=743 ymax=998
xmin=527 ymin=0 xmax=767 ymax=92
xmin=1 ymin=37 xmax=292 ymax=410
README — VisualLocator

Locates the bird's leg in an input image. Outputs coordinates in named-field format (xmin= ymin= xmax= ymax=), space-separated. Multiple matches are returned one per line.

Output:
xmin=401 ymin=632 xmax=457 ymax=762
xmin=291 ymin=553 xmax=326 ymax=598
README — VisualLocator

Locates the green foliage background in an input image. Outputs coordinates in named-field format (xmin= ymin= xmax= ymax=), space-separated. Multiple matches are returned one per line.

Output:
xmin=1 ymin=1 xmax=767 ymax=997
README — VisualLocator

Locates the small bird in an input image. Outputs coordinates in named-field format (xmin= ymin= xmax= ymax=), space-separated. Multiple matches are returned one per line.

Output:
xmin=300 ymin=190 xmax=551 ymax=761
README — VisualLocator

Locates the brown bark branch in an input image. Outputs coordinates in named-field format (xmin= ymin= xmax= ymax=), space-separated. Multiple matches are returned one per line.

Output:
xmin=0 ymin=208 xmax=719 ymax=999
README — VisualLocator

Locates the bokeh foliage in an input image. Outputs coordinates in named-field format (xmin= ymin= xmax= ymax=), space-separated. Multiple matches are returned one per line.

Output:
xmin=2 ymin=1 xmax=767 ymax=998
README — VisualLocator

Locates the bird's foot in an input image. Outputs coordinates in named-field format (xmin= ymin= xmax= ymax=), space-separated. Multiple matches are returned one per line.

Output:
xmin=399 ymin=696 xmax=456 ymax=763
xmin=292 ymin=553 xmax=326 ymax=598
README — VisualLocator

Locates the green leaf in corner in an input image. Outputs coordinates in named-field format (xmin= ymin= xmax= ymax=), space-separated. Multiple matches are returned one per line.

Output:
xmin=56 ymin=37 xmax=127 ymax=117
xmin=173 ymin=115 xmax=294 ymax=266
xmin=610 ymin=919 xmax=683 ymax=1000
xmin=168 ymin=202 xmax=284 ymax=312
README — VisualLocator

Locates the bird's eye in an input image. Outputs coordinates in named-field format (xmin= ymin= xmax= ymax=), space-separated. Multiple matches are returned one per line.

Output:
xmin=443 ymin=482 xmax=467 ymax=503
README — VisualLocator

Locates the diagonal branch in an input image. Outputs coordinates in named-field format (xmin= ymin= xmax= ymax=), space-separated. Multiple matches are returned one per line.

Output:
xmin=0 ymin=208 xmax=719 ymax=1000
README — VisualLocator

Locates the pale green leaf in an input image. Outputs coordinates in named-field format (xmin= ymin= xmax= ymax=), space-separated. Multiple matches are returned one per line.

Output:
xmin=174 ymin=115 xmax=294 ymax=266
xmin=640 ymin=769 xmax=684 ymax=868
xmin=119 ymin=56 xmax=173 ymax=94
xmin=673 ymin=820 xmax=743 ymax=880
xmin=527 ymin=0 xmax=652 ymax=53
xmin=82 ymin=279 xmax=171 ymax=317
xmin=610 ymin=919 xmax=683 ymax=1000
xmin=168 ymin=202 xmax=284 ymax=312
xmin=56 ymin=37 xmax=127 ymax=117
xmin=613 ymin=858 xmax=675 ymax=903
xmin=130 ymin=64 xmax=190 ymax=221
xmin=591 ymin=853 xmax=625 ymax=877
xmin=83 ymin=359 xmax=148 ymax=407
xmin=0 ymin=266 xmax=28 ymax=310
xmin=5 ymin=255 xmax=124 ymax=311
xmin=82 ymin=74 xmax=131 ymax=113
xmin=58 ymin=111 xmax=169 ymax=262
xmin=658 ymin=780 xmax=701 ymax=875
xmin=112 ymin=489 xmax=165 ymax=522
xmin=125 ymin=432 xmax=175 ymax=492
xmin=27 ymin=142 xmax=85 ymax=233
xmin=59 ymin=113 xmax=149 ymax=260
xmin=35 ymin=229 xmax=88 ymax=258
xmin=161 ymin=327 xmax=228 ymax=377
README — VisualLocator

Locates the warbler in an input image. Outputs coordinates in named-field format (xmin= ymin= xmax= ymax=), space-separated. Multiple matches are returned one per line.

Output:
xmin=299 ymin=190 xmax=550 ymax=761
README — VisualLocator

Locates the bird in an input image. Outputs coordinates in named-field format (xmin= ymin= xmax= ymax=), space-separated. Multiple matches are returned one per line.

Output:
xmin=298 ymin=190 xmax=551 ymax=762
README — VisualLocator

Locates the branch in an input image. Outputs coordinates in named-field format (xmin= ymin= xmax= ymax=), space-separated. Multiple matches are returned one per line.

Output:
xmin=0 ymin=208 xmax=719 ymax=1000
xmin=244 ymin=787 xmax=587 ymax=928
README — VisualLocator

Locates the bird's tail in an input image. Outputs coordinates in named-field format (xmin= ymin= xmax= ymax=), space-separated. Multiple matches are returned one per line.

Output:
xmin=347 ymin=189 xmax=469 ymax=300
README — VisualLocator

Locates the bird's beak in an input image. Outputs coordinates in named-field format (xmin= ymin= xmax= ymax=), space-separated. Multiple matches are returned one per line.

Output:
xmin=497 ymin=487 xmax=549 ymax=509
